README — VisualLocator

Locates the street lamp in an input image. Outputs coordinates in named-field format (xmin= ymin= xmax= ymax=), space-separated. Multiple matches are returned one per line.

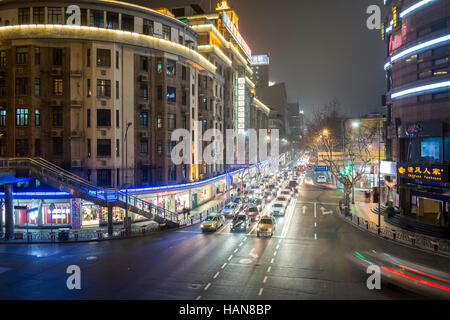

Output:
xmin=351 ymin=121 xmax=382 ymax=228
xmin=124 ymin=122 xmax=132 ymax=232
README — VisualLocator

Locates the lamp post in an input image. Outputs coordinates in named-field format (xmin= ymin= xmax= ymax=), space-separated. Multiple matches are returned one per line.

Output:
xmin=351 ymin=121 xmax=382 ymax=228
xmin=124 ymin=122 xmax=132 ymax=232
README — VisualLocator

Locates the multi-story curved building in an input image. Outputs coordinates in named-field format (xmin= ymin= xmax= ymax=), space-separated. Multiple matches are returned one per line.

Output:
xmin=0 ymin=0 xmax=217 ymax=187
xmin=383 ymin=0 xmax=449 ymax=231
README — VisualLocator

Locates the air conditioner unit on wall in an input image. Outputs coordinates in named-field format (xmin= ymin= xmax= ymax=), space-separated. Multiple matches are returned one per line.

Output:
xmin=139 ymin=75 xmax=149 ymax=82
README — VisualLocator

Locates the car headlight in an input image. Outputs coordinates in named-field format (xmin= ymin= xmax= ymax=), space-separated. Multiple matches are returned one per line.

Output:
xmin=240 ymin=224 xmax=245 ymax=228
xmin=268 ymin=228 xmax=272 ymax=232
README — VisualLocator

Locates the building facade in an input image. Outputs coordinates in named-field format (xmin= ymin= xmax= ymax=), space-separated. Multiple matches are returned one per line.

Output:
xmin=382 ymin=0 xmax=449 ymax=228
xmin=250 ymin=53 xmax=269 ymax=88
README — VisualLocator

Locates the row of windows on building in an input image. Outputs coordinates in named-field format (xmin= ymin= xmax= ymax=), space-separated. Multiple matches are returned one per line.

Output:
xmin=0 ymin=108 xmax=61 ymax=127
xmin=85 ymin=138 xmax=178 ymax=158
xmin=16 ymin=7 xmax=178 ymax=43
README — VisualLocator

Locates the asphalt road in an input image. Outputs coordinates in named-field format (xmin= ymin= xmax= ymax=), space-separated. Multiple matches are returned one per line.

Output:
xmin=0 ymin=185 xmax=449 ymax=299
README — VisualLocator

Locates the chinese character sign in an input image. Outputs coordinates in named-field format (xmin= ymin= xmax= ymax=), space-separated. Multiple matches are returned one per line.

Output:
xmin=397 ymin=163 xmax=448 ymax=185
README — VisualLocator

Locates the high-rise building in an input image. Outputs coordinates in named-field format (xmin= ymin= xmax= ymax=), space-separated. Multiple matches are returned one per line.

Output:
xmin=250 ymin=54 xmax=270 ymax=88
xmin=286 ymin=103 xmax=304 ymax=142
xmin=382 ymin=0 xmax=449 ymax=234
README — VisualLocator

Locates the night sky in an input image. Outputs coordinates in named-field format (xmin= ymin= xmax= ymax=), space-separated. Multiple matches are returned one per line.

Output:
xmin=230 ymin=0 xmax=386 ymax=119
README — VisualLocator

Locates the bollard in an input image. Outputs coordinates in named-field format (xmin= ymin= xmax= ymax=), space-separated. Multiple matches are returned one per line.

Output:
xmin=73 ymin=231 xmax=79 ymax=241
xmin=365 ymin=221 xmax=369 ymax=230
xmin=392 ymin=230 xmax=396 ymax=240
xmin=26 ymin=232 xmax=32 ymax=242
xmin=377 ymin=226 xmax=381 ymax=235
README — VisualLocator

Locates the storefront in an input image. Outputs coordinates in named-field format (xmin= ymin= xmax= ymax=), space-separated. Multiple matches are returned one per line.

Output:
xmin=81 ymin=203 xmax=101 ymax=226
xmin=191 ymin=185 xmax=211 ymax=209
xmin=100 ymin=206 xmax=125 ymax=225
xmin=381 ymin=161 xmax=397 ymax=205
xmin=397 ymin=162 xmax=450 ymax=226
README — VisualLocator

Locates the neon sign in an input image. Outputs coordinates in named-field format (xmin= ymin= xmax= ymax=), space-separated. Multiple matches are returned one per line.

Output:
xmin=222 ymin=11 xmax=251 ymax=59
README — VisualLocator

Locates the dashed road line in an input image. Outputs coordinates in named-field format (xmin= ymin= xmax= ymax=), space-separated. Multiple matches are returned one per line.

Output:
xmin=271 ymin=258 xmax=274 ymax=264
xmin=228 ymin=255 xmax=233 ymax=261
xmin=234 ymin=248 xmax=238 ymax=253
xmin=267 ymin=266 xmax=272 ymax=273
xmin=258 ymin=288 xmax=264 ymax=296
xmin=263 ymin=276 xmax=268 ymax=283
xmin=273 ymin=251 xmax=277 ymax=257
xmin=204 ymin=283 xmax=211 ymax=291
xmin=221 ymin=262 xmax=227 ymax=269
xmin=213 ymin=272 xmax=220 ymax=279
xmin=314 ymin=233 xmax=317 ymax=240
xmin=196 ymin=296 xmax=202 ymax=300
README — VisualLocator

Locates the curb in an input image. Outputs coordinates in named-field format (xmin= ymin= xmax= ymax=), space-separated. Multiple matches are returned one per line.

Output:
xmin=336 ymin=209 xmax=450 ymax=259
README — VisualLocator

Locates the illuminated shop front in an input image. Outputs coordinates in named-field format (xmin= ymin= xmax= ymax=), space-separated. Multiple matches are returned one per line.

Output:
xmin=81 ymin=203 xmax=100 ymax=226
xmin=191 ymin=185 xmax=211 ymax=209
xmin=100 ymin=207 xmax=125 ymax=225
xmin=140 ymin=190 xmax=190 ymax=213
xmin=42 ymin=203 xmax=71 ymax=226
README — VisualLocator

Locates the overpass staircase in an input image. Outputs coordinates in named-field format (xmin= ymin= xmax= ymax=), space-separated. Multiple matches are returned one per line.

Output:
xmin=0 ymin=157 xmax=179 ymax=228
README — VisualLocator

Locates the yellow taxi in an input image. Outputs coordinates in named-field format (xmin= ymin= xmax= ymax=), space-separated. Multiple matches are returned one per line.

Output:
xmin=256 ymin=216 xmax=275 ymax=237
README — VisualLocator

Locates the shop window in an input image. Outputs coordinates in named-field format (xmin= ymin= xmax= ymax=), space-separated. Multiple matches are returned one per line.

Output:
xmin=42 ymin=203 xmax=71 ymax=226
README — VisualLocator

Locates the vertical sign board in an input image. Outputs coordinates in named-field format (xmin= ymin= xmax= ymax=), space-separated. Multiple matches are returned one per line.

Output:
xmin=237 ymin=77 xmax=246 ymax=134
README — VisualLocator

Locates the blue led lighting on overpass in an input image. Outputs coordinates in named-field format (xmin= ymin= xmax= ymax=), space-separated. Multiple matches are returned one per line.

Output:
xmin=391 ymin=79 xmax=450 ymax=99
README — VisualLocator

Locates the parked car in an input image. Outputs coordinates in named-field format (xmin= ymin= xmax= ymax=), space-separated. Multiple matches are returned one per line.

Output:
xmin=257 ymin=216 xmax=276 ymax=237
xmin=221 ymin=202 xmax=240 ymax=218
xmin=230 ymin=214 xmax=251 ymax=232
xmin=245 ymin=206 xmax=260 ymax=221
xmin=201 ymin=213 xmax=225 ymax=232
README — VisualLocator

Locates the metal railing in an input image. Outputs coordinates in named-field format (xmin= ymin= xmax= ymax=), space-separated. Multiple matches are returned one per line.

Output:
xmin=338 ymin=205 xmax=450 ymax=255
xmin=0 ymin=157 xmax=178 ymax=225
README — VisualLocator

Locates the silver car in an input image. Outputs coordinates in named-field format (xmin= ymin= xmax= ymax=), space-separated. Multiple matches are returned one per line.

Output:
xmin=222 ymin=202 xmax=240 ymax=218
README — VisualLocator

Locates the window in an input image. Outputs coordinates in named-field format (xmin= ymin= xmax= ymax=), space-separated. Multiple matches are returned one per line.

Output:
xmin=18 ymin=8 xmax=30 ymax=24
xmin=15 ymin=78 xmax=28 ymax=95
xmin=140 ymin=56 xmax=148 ymax=72
xmin=34 ymin=48 xmax=40 ymax=65
xmin=0 ymin=51 xmax=6 ymax=67
xmin=87 ymin=79 xmax=92 ymax=97
xmin=202 ymin=97 xmax=207 ymax=110
xmin=34 ymin=109 xmax=40 ymax=126
xmin=33 ymin=7 xmax=45 ymax=24
xmin=53 ymin=48 xmax=63 ymax=65
xmin=0 ymin=139 xmax=4 ymax=156
xmin=445 ymin=137 xmax=450 ymax=162
xmin=167 ymin=140 xmax=176 ymax=156
xmin=121 ymin=14 xmax=134 ymax=32
xmin=406 ymin=137 xmax=443 ymax=164
xmin=48 ymin=7 xmax=62 ymax=24
xmin=157 ymin=85 xmax=163 ymax=101
xmin=168 ymin=165 xmax=176 ymax=181
xmin=16 ymin=108 xmax=28 ymax=126
xmin=52 ymin=137 xmax=63 ymax=156
xmin=116 ymin=51 xmax=119 ymax=69
xmin=53 ymin=78 xmax=63 ymax=96
xmin=157 ymin=58 xmax=162 ymax=73
xmin=182 ymin=66 xmax=187 ymax=80
xmin=0 ymin=79 xmax=5 ymax=97
xmin=162 ymin=25 xmax=171 ymax=41
xmin=87 ymin=48 xmax=91 ymax=67
xmin=116 ymin=110 xmax=119 ymax=128
xmin=166 ymin=60 xmax=176 ymax=76
xmin=143 ymin=19 xmax=153 ymax=35
xmin=139 ymin=112 xmax=148 ymax=127
xmin=16 ymin=47 xmax=28 ymax=65
xmin=52 ymin=107 xmax=63 ymax=127
xmin=97 ymin=79 xmax=111 ymax=98
xmin=157 ymin=114 xmax=163 ymax=129
xmin=116 ymin=139 xmax=120 ymax=157
xmin=157 ymin=140 xmax=163 ymax=155
xmin=168 ymin=113 xmax=175 ymax=130
xmin=167 ymin=87 xmax=176 ymax=103
xmin=87 ymin=139 xmax=91 ymax=158
xmin=140 ymin=139 xmax=148 ymax=154
xmin=0 ymin=109 xmax=5 ymax=127
xmin=140 ymin=83 xmax=148 ymax=100
xmin=97 ymin=109 xmax=111 ymax=127
xmin=34 ymin=139 xmax=41 ymax=157
xmin=34 ymin=78 xmax=40 ymax=96
xmin=434 ymin=57 xmax=448 ymax=66
xmin=87 ymin=109 xmax=91 ymax=127
xmin=140 ymin=167 xmax=148 ymax=183
xmin=81 ymin=8 xmax=88 ymax=26
xmin=15 ymin=139 xmax=28 ymax=157
xmin=97 ymin=49 xmax=111 ymax=67
xmin=90 ymin=10 xmax=104 ymax=28
xmin=106 ymin=12 xmax=119 ymax=29
xmin=182 ymin=90 xmax=187 ymax=105
xmin=97 ymin=169 xmax=112 ymax=187
xmin=116 ymin=81 xmax=119 ymax=99
xmin=97 ymin=139 xmax=111 ymax=157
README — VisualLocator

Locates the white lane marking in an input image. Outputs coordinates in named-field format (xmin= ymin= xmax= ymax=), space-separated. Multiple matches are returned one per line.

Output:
xmin=234 ymin=248 xmax=238 ymax=253
xmin=221 ymin=263 xmax=227 ymax=269
xmin=258 ymin=288 xmax=264 ymax=296
xmin=302 ymin=205 xmax=307 ymax=215
xmin=213 ymin=272 xmax=220 ymax=279
xmin=239 ymin=242 xmax=244 ymax=247
xmin=176 ymin=230 xmax=202 ymax=234
xmin=314 ymin=202 xmax=317 ymax=218
xmin=267 ymin=266 xmax=272 ymax=273
xmin=278 ymin=239 xmax=282 ymax=244
xmin=86 ymin=256 xmax=97 ymax=260
xmin=280 ymin=199 xmax=296 ymax=238
xmin=249 ymin=248 xmax=259 ymax=260
xmin=228 ymin=255 xmax=233 ymax=261
xmin=263 ymin=276 xmax=268 ymax=283
xmin=273 ymin=251 xmax=277 ymax=257
xmin=196 ymin=296 xmax=202 ymax=300
xmin=271 ymin=258 xmax=274 ymax=264
xmin=314 ymin=222 xmax=317 ymax=228
xmin=244 ymin=237 xmax=248 ymax=241
xmin=276 ymin=244 xmax=280 ymax=250
xmin=204 ymin=283 xmax=211 ymax=291
xmin=314 ymin=233 xmax=317 ymax=240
